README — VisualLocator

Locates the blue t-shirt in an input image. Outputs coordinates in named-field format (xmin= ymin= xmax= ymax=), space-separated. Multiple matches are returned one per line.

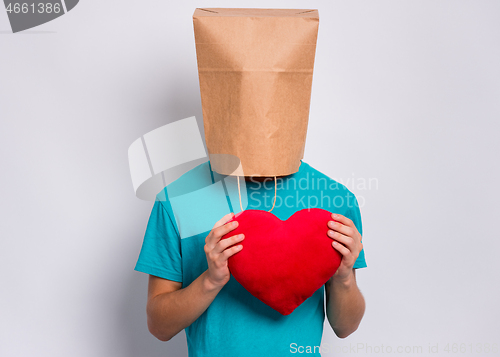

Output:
xmin=134 ymin=160 xmax=367 ymax=356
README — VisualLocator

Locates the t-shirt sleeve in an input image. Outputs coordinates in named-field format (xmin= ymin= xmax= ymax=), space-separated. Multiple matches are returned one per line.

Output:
xmin=134 ymin=198 xmax=183 ymax=282
xmin=346 ymin=193 xmax=367 ymax=269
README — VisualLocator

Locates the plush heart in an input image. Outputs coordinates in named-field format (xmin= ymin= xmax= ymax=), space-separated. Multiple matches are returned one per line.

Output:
xmin=221 ymin=208 xmax=342 ymax=315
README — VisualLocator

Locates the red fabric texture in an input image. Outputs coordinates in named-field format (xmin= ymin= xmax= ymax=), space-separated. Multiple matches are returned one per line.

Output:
xmin=221 ymin=208 xmax=342 ymax=315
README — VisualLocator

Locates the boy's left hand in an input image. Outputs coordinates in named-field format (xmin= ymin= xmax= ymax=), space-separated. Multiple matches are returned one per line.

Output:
xmin=327 ymin=213 xmax=363 ymax=283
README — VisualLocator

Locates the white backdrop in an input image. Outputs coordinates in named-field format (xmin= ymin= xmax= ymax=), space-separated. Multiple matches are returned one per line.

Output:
xmin=1 ymin=1 xmax=499 ymax=356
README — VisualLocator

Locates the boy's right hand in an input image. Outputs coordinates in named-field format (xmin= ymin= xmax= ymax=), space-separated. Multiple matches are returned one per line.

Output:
xmin=204 ymin=213 xmax=245 ymax=290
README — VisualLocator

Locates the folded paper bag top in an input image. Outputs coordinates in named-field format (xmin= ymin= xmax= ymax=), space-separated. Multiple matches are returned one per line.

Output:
xmin=193 ymin=8 xmax=320 ymax=177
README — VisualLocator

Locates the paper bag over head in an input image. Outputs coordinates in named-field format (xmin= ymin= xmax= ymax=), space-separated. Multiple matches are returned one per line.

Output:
xmin=193 ymin=8 xmax=319 ymax=177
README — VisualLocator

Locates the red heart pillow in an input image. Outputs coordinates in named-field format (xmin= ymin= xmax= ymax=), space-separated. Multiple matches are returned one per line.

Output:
xmin=221 ymin=208 xmax=342 ymax=315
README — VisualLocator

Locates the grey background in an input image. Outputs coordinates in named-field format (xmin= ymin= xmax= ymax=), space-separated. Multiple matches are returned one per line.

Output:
xmin=1 ymin=1 xmax=499 ymax=356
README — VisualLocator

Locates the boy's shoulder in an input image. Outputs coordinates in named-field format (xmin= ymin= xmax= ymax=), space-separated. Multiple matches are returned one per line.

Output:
xmin=299 ymin=161 xmax=354 ymax=195
xmin=156 ymin=160 xmax=213 ymax=203
xmin=155 ymin=160 xmax=358 ymax=203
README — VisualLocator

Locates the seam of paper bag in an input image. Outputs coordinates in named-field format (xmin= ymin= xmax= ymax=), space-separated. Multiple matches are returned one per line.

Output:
xmin=198 ymin=8 xmax=219 ymax=14
xmin=196 ymin=8 xmax=317 ymax=16
xmin=295 ymin=10 xmax=316 ymax=15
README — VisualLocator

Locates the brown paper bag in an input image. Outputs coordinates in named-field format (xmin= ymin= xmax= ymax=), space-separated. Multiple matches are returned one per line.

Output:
xmin=193 ymin=8 xmax=319 ymax=177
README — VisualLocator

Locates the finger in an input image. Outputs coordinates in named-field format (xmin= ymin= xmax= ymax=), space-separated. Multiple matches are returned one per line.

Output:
xmin=213 ymin=233 xmax=245 ymax=254
xmin=220 ymin=244 xmax=244 ymax=261
xmin=331 ymin=240 xmax=350 ymax=257
xmin=327 ymin=230 xmax=355 ymax=250
xmin=330 ymin=213 xmax=355 ymax=228
xmin=212 ymin=212 xmax=235 ymax=230
xmin=206 ymin=214 xmax=237 ymax=250
xmin=209 ymin=220 xmax=239 ymax=247
xmin=327 ymin=220 xmax=354 ymax=237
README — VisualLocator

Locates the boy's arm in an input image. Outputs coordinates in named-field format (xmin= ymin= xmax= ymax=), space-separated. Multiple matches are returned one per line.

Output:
xmin=325 ymin=269 xmax=365 ymax=338
xmin=147 ymin=271 xmax=223 ymax=341
xmin=325 ymin=213 xmax=366 ymax=338
xmin=146 ymin=213 xmax=244 ymax=341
